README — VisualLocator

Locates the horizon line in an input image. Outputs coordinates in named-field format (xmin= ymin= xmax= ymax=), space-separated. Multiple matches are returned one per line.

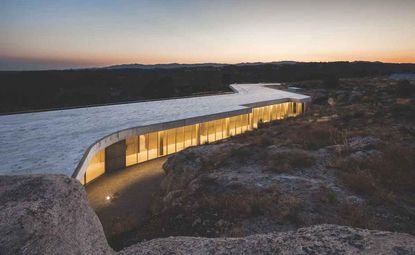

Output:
xmin=1 ymin=60 xmax=415 ymax=72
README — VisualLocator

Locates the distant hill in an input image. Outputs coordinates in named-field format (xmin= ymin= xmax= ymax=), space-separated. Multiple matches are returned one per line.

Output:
xmin=2 ymin=61 xmax=415 ymax=114
xmin=104 ymin=61 xmax=298 ymax=70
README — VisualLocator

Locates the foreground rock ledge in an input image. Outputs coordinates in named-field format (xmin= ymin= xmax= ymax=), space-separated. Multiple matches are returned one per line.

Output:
xmin=1 ymin=175 xmax=414 ymax=255
xmin=121 ymin=224 xmax=415 ymax=255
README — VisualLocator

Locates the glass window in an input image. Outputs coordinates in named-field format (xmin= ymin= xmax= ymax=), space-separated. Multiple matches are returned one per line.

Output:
xmin=167 ymin=128 xmax=176 ymax=154
xmin=229 ymin=116 xmax=236 ymax=136
xmin=85 ymin=149 xmax=105 ymax=184
xmin=215 ymin=119 xmax=223 ymax=140
xmin=271 ymin=105 xmax=277 ymax=120
xmin=158 ymin=131 xmax=166 ymax=156
xmin=241 ymin=114 xmax=248 ymax=133
xmin=192 ymin=124 xmax=199 ymax=145
xmin=208 ymin=121 xmax=215 ymax=142
xmin=223 ymin=118 xmax=230 ymax=138
xmin=138 ymin=134 xmax=148 ymax=163
xmin=248 ymin=113 xmax=253 ymax=130
xmin=276 ymin=104 xmax=281 ymax=119
xmin=235 ymin=115 xmax=242 ymax=134
xmin=184 ymin=125 xmax=193 ymax=149
xmin=148 ymin=132 xmax=158 ymax=159
xmin=200 ymin=122 xmax=208 ymax=144
xmin=176 ymin=127 xmax=185 ymax=152
xmin=263 ymin=106 xmax=270 ymax=122
xmin=126 ymin=136 xmax=138 ymax=166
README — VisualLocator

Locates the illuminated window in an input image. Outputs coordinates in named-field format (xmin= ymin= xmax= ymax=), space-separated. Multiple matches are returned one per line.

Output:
xmin=253 ymin=108 xmax=260 ymax=128
xmin=241 ymin=114 xmax=248 ymax=132
xmin=229 ymin=116 xmax=236 ymax=136
xmin=184 ymin=125 xmax=193 ymax=148
xmin=138 ymin=134 xmax=148 ymax=163
xmin=200 ymin=122 xmax=208 ymax=144
xmin=158 ymin=131 xmax=166 ymax=156
xmin=85 ymin=149 xmax=105 ymax=184
xmin=215 ymin=119 xmax=223 ymax=140
xmin=83 ymin=101 xmax=308 ymax=185
xmin=126 ymin=136 xmax=138 ymax=166
xmin=192 ymin=124 xmax=199 ymax=145
xmin=208 ymin=121 xmax=215 ymax=142
xmin=176 ymin=127 xmax=185 ymax=152
xmin=223 ymin=118 xmax=230 ymax=138
xmin=271 ymin=105 xmax=277 ymax=120
xmin=235 ymin=115 xmax=242 ymax=134
xmin=148 ymin=132 xmax=158 ymax=159
xmin=167 ymin=128 xmax=176 ymax=154
xmin=263 ymin=106 xmax=270 ymax=122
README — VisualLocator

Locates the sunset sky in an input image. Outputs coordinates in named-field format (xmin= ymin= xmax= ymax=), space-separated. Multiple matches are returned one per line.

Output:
xmin=1 ymin=0 xmax=414 ymax=70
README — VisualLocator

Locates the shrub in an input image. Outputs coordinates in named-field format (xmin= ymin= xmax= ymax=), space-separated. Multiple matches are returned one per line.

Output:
xmin=335 ymin=143 xmax=415 ymax=196
xmin=316 ymin=186 xmax=338 ymax=204
xmin=369 ymin=144 xmax=415 ymax=194
xmin=342 ymin=170 xmax=376 ymax=196
xmin=200 ymin=189 xmax=279 ymax=218
xmin=230 ymin=146 xmax=252 ymax=163
xmin=337 ymin=202 xmax=375 ymax=229
xmin=268 ymin=149 xmax=315 ymax=173
xmin=287 ymin=123 xmax=342 ymax=150
xmin=278 ymin=195 xmax=304 ymax=224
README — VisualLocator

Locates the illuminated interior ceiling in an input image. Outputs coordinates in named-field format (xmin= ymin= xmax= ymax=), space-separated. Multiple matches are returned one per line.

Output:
xmin=0 ymin=83 xmax=310 ymax=179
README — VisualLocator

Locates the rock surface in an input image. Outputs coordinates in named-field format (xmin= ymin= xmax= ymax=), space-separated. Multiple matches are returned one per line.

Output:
xmin=0 ymin=174 xmax=113 ymax=255
xmin=1 ymin=174 xmax=415 ymax=255
xmin=120 ymin=224 xmax=415 ymax=255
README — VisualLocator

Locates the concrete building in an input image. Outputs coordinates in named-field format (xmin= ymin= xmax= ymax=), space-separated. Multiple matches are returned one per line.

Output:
xmin=0 ymin=83 xmax=311 ymax=184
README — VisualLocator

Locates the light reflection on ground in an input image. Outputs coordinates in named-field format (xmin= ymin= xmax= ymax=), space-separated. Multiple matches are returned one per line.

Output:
xmin=85 ymin=157 xmax=167 ymax=238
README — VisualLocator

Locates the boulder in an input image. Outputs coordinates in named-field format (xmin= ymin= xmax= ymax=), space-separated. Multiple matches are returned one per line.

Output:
xmin=0 ymin=174 xmax=113 ymax=255
xmin=119 ymin=224 xmax=415 ymax=255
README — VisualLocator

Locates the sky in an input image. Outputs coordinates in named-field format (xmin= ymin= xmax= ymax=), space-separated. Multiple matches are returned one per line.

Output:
xmin=0 ymin=0 xmax=414 ymax=70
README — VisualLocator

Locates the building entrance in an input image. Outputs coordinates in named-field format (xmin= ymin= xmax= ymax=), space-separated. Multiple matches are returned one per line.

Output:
xmin=105 ymin=140 xmax=126 ymax=173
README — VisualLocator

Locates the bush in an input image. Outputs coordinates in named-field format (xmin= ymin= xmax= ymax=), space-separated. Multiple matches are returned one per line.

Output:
xmin=200 ymin=189 xmax=279 ymax=218
xmin=278 ymin=195 xmax=304 ymax=224
xmin=268 ymin=149 xmax=315 ymax=173
xmin=342 ymin=170 xmax=376 ymax=196
xmin=369 ymin=144 xmax=415 ymax=193
xmin=335 ymin=144 xmax=415 ymax=196
xmin=337 ymin=202 xmax=375 ymax=229
xmin=288 ymin=123 xmax=342 ymax=150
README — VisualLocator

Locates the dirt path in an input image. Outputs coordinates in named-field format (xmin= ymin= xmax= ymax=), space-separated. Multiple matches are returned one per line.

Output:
xmin=85 ymin=157 xmax=167 ymax=241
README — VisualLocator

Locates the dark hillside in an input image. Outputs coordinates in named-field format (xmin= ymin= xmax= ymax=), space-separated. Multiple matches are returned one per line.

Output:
xmin=1 ymin=62 xmax=414 ymax=114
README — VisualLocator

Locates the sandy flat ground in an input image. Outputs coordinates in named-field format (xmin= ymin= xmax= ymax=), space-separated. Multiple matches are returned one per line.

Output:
xmin=86 ymin=157 xmax=167 ymax=238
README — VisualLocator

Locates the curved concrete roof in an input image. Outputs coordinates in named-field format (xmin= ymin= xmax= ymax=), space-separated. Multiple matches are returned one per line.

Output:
xmin=0 ymin=83 xmax=310 ymax=177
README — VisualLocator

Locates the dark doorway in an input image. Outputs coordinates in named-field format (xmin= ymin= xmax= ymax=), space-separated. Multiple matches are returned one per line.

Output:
xmin=105 ymin=140 xmax=126 ymax=173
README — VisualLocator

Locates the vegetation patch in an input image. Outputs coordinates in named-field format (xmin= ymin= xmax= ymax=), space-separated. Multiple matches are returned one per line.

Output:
xmin=267 ymin=149 xmax=315 ymax=173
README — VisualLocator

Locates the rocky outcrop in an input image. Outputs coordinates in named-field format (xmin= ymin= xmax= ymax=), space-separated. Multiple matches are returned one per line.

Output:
xmin=0 ymin=174 xmax=113 ymax=255
xmin=120 ymin=224 xmax=415 ymax=255
xmin=1 ymin=174 xmax=414 ymax=255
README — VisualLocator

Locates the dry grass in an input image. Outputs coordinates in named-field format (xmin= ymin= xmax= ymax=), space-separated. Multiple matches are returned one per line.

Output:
xmin=267 ymin=149 xmax=315 ymax=173
xmin=199 ymin=188 xmax=280 ymax=218
xmin=276 ymin=195 xmax=305 ymax=225
xmin=342 ymin=170 xmax=376 ymax=196
xmin=286 ymin=123 xmax=342 ymax=150
xmin=334 ymin=143 xmax=415 ymax=197
xmin=337 ymin=202 xmax=377 ymax=229
xmin=316 ymin=186 xmax=338 ymax=204
xmin=369 ymin=144 xmax=415 ymax=194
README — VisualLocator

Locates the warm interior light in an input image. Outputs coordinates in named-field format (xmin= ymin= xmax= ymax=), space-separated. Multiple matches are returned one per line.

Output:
xmin=106 ymin=195 xmax=111 ymax=201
